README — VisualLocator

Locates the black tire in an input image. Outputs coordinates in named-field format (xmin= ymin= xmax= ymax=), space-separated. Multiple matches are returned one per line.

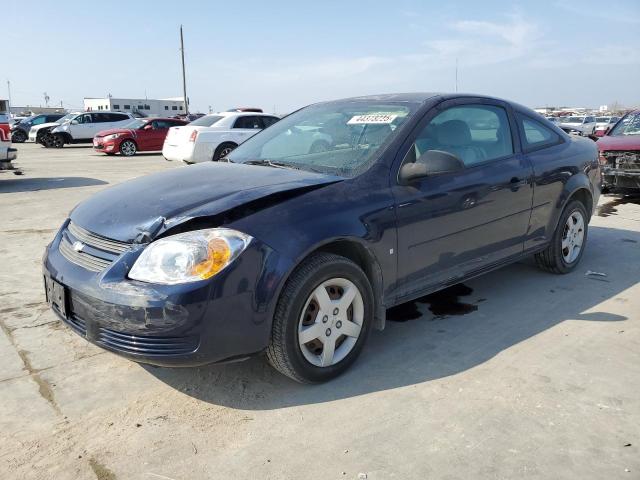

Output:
xmin=50 ymin=133 xmax=65 ymax=148
xmin=266 ymin=252 xmax=374 ymax=383
xmin=11 ymin=130 xmax=27 ymax=143
xmin=308 ymin=140 xmax=330 ymax=154
xmin=213 ymin=142 xmax=237 ymax=161
xmin=535 ymin=199 xmax=589 ymax=274
xmin=119 ymin=140 xmax=137 ymax=156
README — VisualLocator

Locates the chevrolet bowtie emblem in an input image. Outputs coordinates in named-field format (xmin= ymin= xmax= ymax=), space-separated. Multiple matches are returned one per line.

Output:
xmin=72 ymin=241 xmax=84 ymax=252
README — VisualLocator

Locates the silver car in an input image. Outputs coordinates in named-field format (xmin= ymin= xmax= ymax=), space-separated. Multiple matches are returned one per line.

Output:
xmin=559 ymin=116 xmax=597 ymax=136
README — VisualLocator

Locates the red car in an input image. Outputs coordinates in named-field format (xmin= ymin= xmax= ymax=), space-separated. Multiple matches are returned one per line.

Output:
xmin=597 ymin=110 xmax=640 ymax=193
xmin=93 ymin=118 xmax=188 ymax=156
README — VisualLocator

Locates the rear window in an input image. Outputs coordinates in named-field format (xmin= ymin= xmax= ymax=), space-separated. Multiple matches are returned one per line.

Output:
xmin=188 ymin=115 xmax=223 ymax=127
xmin=517 ymin=114 xmax=563 ymax=151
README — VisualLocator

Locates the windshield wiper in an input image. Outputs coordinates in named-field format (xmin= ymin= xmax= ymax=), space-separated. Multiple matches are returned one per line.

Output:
xmin=244 ymin=159 xmax=302 ymax=170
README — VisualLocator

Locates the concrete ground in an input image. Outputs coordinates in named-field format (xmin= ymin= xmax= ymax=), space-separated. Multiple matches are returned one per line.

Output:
xmin=1 ymin=143 xmax=639 ymax=480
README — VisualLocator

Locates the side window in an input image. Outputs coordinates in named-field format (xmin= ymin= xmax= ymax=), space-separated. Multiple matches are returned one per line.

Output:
xmin=517 ymin=114 xmax=562 ymax=151
xmin=78 ymin=114 xmax=92 ymax=123
xmin=412 ymin=104 xmax=513 ymax=167
xmin=32 ymin=117 xmax=46 ymax=125
xmin=153 ymin=120 xmax=170 ymax=129
xmin=261 ymin=116 xmax=279 ymax=128
xmin=113 ymin=113 xmax=129 ymax=122
xmin=92 ymin=113 xmax=109 ymax=123
xmin=234 ymin=116 xmax=262 ymax=129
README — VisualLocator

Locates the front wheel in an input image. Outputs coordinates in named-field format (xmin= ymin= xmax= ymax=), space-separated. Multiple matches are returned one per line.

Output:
xmin=535 ymin=200 xmax=589 ymax=274
xmin=119 ymin=140 xmax=137 ymax=156
xmin=267 ymin=252 xmax=373 ymax=383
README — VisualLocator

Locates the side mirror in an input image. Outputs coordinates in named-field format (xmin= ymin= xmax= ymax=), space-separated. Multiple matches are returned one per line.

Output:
xmin=399 ymin=150 xmax=464 ymax=184
xmin=143 ymin=124 xmax=153 ymax=130
xmin=70 ymin=119 xmax=79 ymax=125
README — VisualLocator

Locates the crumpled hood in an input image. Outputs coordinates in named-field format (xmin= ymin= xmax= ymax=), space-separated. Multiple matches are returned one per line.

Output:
xmin=70 ymin=162 xmax=342 ymax=242
xmin=31 ymin=121 xmax=63 ymax=132
xmin=597 ymin=135 xmax=640 ymax=151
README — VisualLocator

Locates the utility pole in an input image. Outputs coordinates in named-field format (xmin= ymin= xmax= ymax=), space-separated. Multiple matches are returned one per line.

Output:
xmin=180 ymin=25 xmax=189 ymax=115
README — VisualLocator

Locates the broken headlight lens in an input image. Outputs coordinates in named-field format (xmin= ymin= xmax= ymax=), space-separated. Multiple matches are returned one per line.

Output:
xmin=128 ymin=228 xmax=252 ymax=285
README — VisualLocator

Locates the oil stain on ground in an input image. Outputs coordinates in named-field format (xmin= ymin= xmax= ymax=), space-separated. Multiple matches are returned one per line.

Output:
xmin=387 ymin=283 xmax=478 ymax=322
xmin=89 ymin=457 xmax=117 ymax=480
xmin=596 ymin=195 xmax=640 ymax=217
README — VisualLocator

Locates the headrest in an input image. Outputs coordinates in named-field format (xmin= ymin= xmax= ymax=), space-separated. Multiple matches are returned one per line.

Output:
xmin=437 ymin=120 xmax=471 ymax=146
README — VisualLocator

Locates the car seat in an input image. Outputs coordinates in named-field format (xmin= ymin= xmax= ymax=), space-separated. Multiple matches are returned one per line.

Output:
xmin=435 ymin=120 xmax=485 ymax=165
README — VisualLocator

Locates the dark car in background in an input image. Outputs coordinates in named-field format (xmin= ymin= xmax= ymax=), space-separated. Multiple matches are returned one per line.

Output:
xmin=597 ymin=110 xmax=640 ymax=193
xmin=43 ymin=93 xmax=600 ymax=383
xmin=93 ymin=117 xmax=188 ymax=156
xmin=11 ymin=113 xmax=66 ymax=142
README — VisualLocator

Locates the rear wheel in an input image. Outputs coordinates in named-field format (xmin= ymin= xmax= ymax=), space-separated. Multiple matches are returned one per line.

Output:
xmin=267 ymin=252 xmax=373 ymax=383
xmin=535 ymin=200 xmax=588 ymax=274
xmin=119 ymin=140 xmax=137 ymax=156
xmin=213 ymin=142 xmax=237 ymax=161
xmin=11 ymin=130 xmax=27 ymax=143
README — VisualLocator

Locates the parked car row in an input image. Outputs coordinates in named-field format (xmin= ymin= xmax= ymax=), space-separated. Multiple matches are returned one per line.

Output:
xmin=544 ymin=115 xmax=620 ymax=137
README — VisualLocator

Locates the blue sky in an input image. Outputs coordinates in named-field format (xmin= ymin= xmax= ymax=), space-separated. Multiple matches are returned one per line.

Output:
xmin=5 ymin=0 xmax=639 ymax=113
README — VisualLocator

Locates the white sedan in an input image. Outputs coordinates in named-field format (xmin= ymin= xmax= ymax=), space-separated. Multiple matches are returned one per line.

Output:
xmin=162 ymin=112 xmax=280 ymax=164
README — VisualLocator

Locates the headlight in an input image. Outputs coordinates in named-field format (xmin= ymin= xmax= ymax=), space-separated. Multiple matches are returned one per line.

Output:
xmin=128 ymin=228 xmax=252 ymax=285
xmin=104 ymin=133 xmax=121 ymax=141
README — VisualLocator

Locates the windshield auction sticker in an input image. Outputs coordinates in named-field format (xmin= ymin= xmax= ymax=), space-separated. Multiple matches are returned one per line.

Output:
xmin=347 ymin=114 xmax=397 ymax=125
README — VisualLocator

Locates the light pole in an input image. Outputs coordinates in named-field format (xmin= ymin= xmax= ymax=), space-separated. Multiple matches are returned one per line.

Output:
xmin=180 ymin=25 xmax=189 ymax=115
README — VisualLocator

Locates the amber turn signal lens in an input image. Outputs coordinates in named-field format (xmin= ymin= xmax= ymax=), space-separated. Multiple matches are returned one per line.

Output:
xmin=191 ymin=238 xmax=231 ymax=279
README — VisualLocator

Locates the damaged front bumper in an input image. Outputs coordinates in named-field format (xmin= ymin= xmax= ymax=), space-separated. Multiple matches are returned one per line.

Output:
xmin=601 ymin=151 xmax=640 ymax=192
xmin=43 ymin=220 xmax=291 ymax=366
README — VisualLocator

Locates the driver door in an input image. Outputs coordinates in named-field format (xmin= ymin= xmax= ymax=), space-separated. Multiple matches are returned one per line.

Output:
xmin=391 ymin=98 xmax=533 ymax=299
xmin=143 ymin=120 xmax=170 ymax=150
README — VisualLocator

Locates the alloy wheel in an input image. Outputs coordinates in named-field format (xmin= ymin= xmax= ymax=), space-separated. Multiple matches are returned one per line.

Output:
xmin=121 ymin=141 xmax=136 ymax=156
xmin=561 ymin=210 xmax=585 ymax=263
xmin=219 ymin=147 xmax=234 ymax=158
xmin=297 ymin=278 xmax=364 ymax=367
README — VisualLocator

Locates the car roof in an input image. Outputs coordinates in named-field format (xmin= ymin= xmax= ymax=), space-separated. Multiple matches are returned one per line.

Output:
xmin=331 ymin=92 xmax=441 ymax=104
xmin=214 ymin=111 xmax=277 ymax=117
xmin=143 ymin=117 xmax=187 ymax=122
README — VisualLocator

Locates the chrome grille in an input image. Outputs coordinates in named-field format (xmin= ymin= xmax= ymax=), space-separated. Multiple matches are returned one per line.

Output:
xmin=59 ymin=236 xmax=112 ymax=272
xmin=68 ymin=222 xmax=131 ymax=254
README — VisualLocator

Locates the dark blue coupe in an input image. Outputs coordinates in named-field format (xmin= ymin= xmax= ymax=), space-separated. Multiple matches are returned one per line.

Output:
xmin=43 ymin=93 xmax=600 ymax=383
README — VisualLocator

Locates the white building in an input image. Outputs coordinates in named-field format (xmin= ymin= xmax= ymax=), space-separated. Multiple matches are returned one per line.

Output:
xmin=83 ymin=96 xmax=187 ymax=117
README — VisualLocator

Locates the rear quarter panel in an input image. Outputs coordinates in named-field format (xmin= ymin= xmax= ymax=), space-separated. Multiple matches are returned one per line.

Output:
xmin=524 ymin=136 xmax=599 ymax=251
